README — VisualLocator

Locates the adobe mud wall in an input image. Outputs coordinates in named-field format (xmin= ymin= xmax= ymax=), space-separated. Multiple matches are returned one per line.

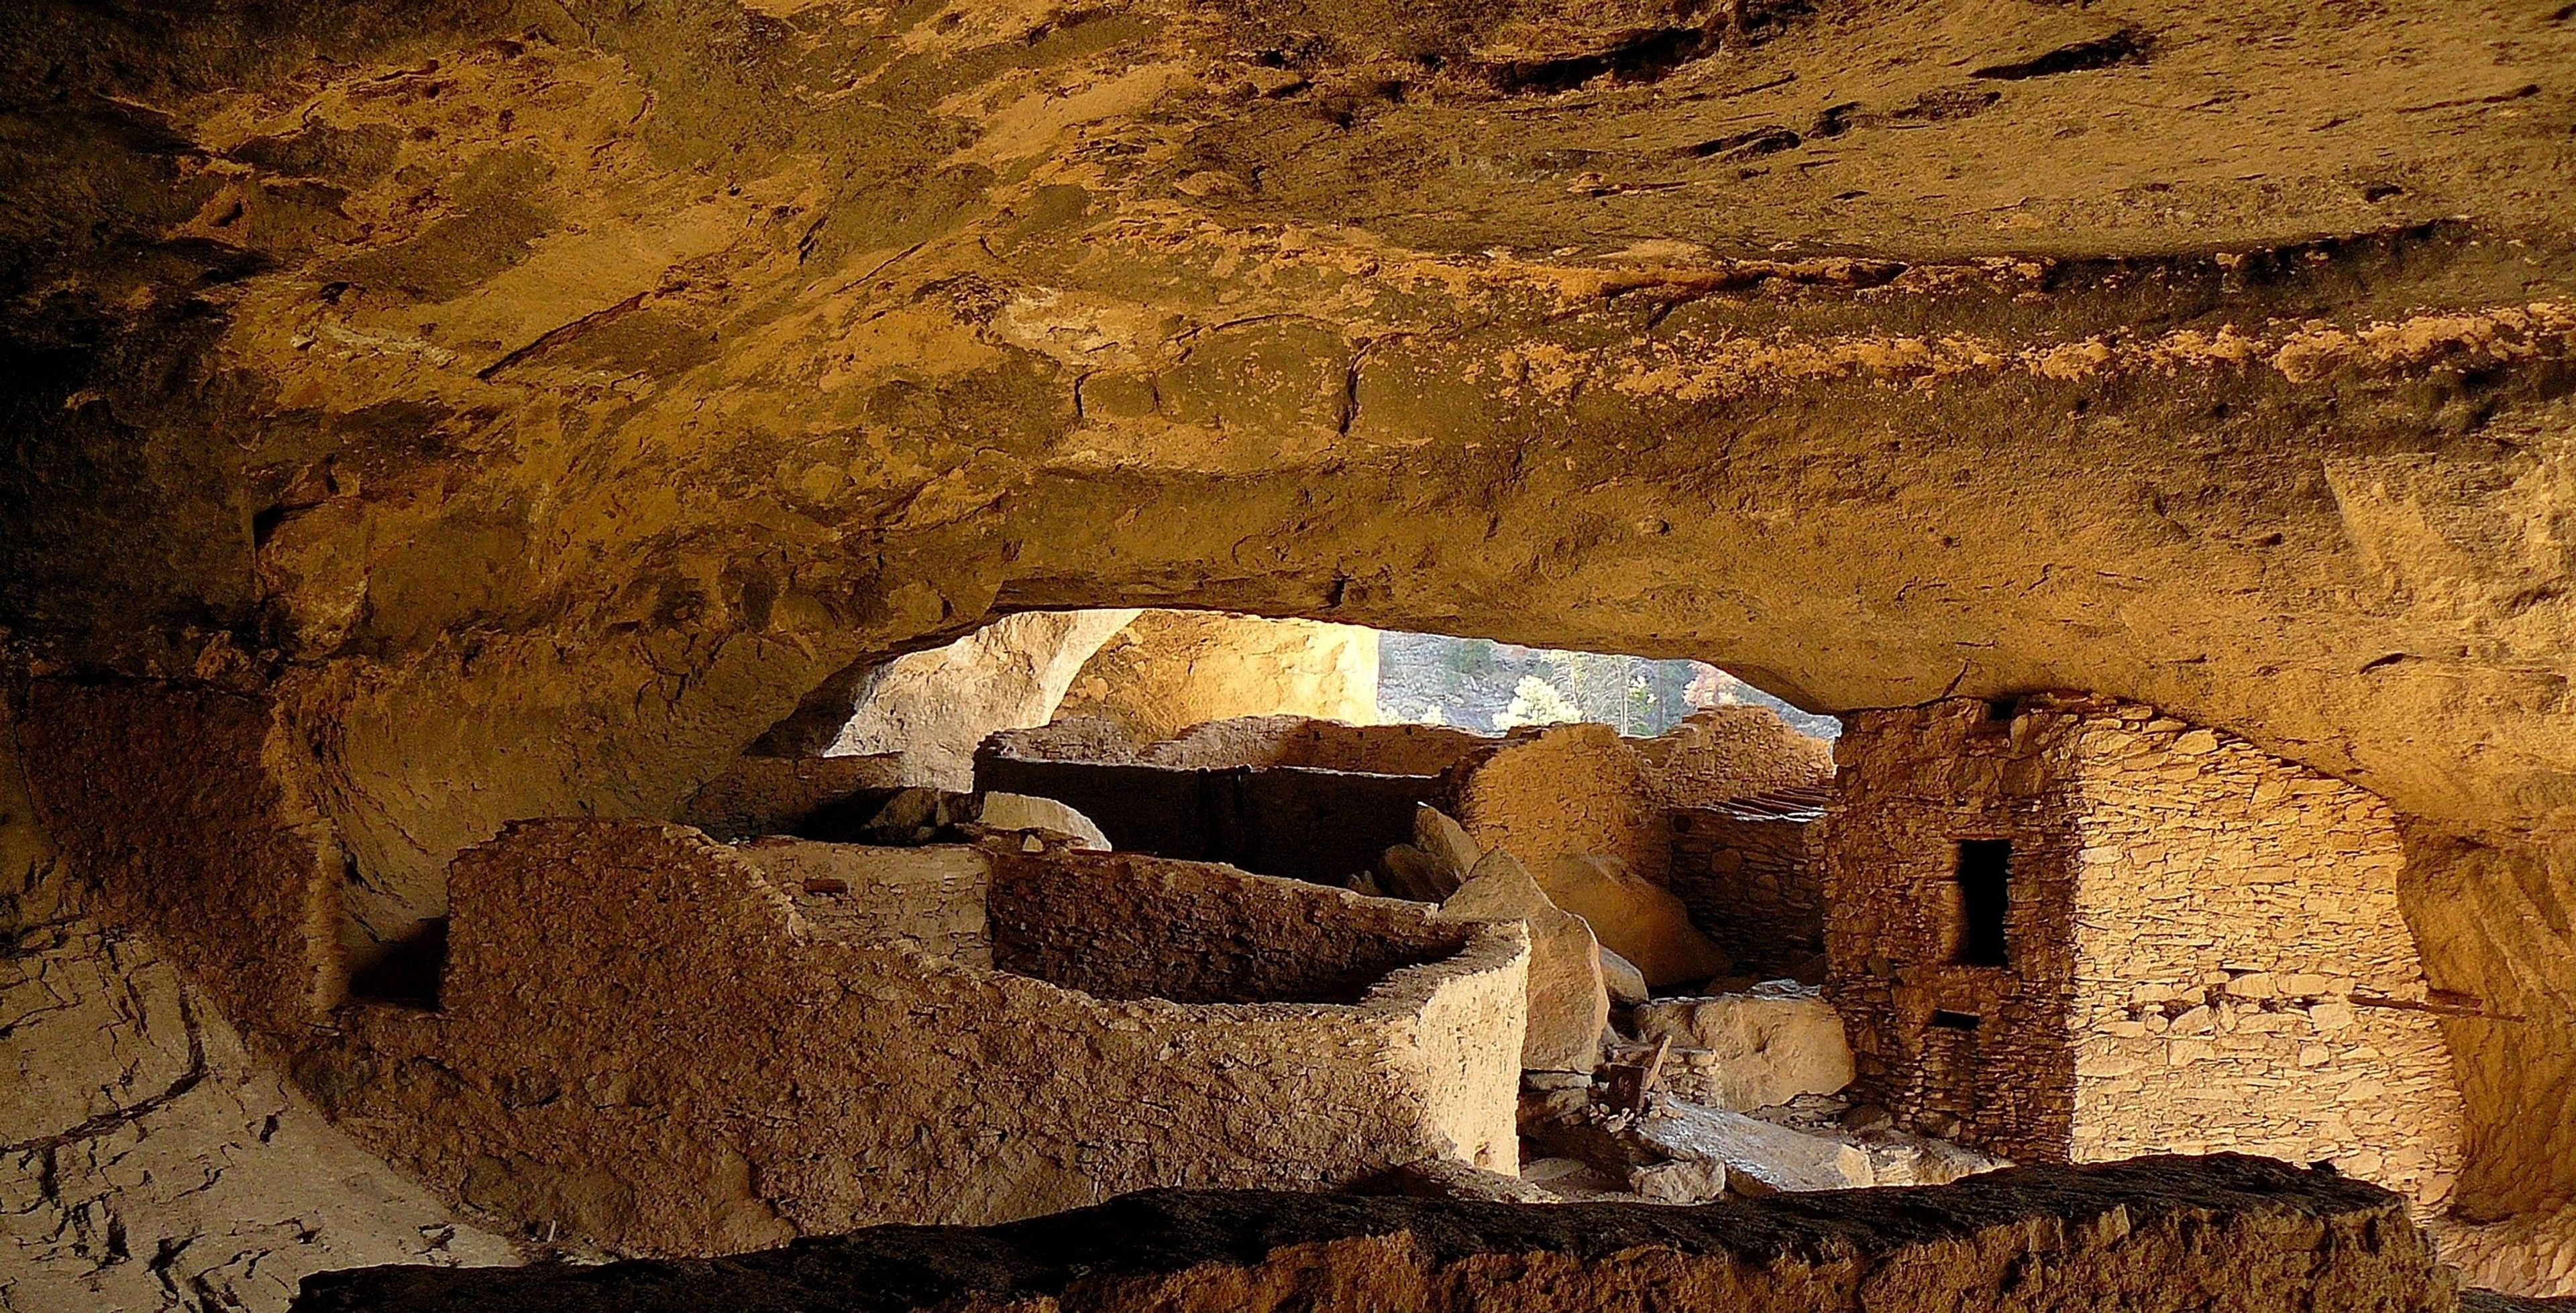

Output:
xmin=1448 ymin=724 xmax=1676 ymax=884
xmin=307 ymin=821 xmax=1525 ymax=1255
xmin=296 ymin=1155 xmax=2451 ymax=1313
xmin=1825 ymin=697 xmax=2465 ymax=1218
xmin=990 ymin=848 xmax=1468 ymax=1005
xmin=975 ymin=753 xmax=1444 ymax=885
xmin=1670 ymin=807 xmax=1825 ymax=978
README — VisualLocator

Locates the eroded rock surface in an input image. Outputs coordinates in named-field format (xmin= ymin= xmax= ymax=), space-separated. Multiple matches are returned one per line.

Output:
xmin=288 ymin=1156 xmax=2452 ymax=1313
xmin=3 ymin=0 xmax=2576 ymax=1287
xmin=1633 ymin=984 xmax=1857 ymax=1112
xmin=1538 ymin=852 xmax=1730 ymax=988
xmin=1 ymin=921 xmax=517 ymax=1312
xmin=826 ymin=610 xmax=1144 ymax=790
xmin=1441 ymin=850 xmax=1609 ymax=1074
xmin=1057 ymin=610 xmax=1381 ymax=742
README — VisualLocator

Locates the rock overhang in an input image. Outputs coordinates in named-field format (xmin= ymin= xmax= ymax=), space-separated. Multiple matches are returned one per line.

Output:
xmin=3 ymin=0 xmax=2576 ymax=1277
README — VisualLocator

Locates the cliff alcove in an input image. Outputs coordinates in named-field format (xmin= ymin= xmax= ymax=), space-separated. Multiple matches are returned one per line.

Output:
xmin=5 ymin=0 xmax=2575 ymax=1307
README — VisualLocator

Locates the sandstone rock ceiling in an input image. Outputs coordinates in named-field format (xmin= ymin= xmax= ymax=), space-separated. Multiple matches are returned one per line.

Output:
xmin=2 ymin=0 xmax=2574 ymax=1216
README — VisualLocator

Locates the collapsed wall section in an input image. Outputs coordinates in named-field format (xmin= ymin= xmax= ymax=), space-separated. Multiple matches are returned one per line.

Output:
xmin=1448 ymin=710 xmax=1834 ymax=895
xmin=1447 ymin=722 xmax=1674 ymax=883
xmin=14 ymin=683 xmax=346 ymax=1037
xmin=312 ymin=822 xmax=1525 ymax=1255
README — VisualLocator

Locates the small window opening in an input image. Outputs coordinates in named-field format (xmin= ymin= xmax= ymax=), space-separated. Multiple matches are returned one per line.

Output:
xmin=1952 ymin=839 xmax=2012 ymax=967
xmin=346 ymin=917 xmax=447 ymax=1010
xmin=1930 ymin=1009 xmax=1982 ymax=1031
xmin=1984 ymin=696 xmax=2021 ymax=724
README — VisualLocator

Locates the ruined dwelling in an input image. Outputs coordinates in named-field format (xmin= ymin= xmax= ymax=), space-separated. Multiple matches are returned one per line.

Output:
xmin=1823 ymin=696 xmax=2467 ymax=1209
xmin=8 ymin=1 xmax=2576 ymax=1309
xmin=13 ymin=682 xmax=1525 ymax=1263
xmin=5 ymin=625 xmax=2561 ymax=1305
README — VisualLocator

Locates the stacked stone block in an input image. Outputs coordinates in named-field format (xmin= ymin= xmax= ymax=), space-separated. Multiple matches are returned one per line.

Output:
xmin=1823 ymin=695 xmax=2465 ymax=1213
xmin=1669 ymin=807 xmax=1825 ymax=976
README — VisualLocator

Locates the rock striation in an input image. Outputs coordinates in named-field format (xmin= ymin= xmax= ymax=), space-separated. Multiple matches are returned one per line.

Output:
xmin=288 ymin=1156 xmax=2453 ymax=1313
xmin=1 ymin=919 xmax=518 ymax=1309
xmin=5 ymin=0 xmax=2576 ymax=1296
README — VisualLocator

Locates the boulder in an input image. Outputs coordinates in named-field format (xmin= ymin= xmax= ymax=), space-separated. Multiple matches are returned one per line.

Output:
xmin=1860 ymin=1135 xmax=2011 ymax=1187
xmin=1414 ymin=805 xmax=1484 ymax=887
xmin=1441 ymin=850 xmax=1609 ymax=1074
xmin=1540 ymin=854 xmax=1731 ymax=988
xmin=973 ymin=793 xmax=1111 ymax=850
xmin=1375 ymin=843 xmax=1456 ymax=902
xmin=1627 ymin=1157 xmax=1727 ymax=1204
xmin=1599 ymin=946 xmax=1649 ymax=1005
xmin=1633 ymin=1100 xmax=1875 ymax=1196
xmin=1631 ymin=982 xmax=1855 ymax=1111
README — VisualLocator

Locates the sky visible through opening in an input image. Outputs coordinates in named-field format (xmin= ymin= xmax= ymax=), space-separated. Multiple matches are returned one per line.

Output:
xmin=1375 ymin=631 xmax=1841 ymax=740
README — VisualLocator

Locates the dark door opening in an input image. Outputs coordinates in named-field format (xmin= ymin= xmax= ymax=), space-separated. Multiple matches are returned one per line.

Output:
xmin=1953 ymin=838 xmax=2012 ymax=967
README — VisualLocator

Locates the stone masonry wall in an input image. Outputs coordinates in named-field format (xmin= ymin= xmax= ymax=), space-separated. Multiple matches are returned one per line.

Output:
xmin=974 ymin=752 xmax=1444 ymax=885
xmin=2060 ymin=703 xmax=2465 ymax=1212
xmin=310 ymin=822 xmax=1526 ymax=1255
xmin=988 ymin=848 xmax=1466 ymax=1004
xmin=1146 ymin=716 xmax=1487 ymax=775
xmin=1670 ymin=808 xmax=1825 ymax=977
xmin=1823 ymin=699 xmax=2086 ymax=1158
xmin=1637 ymin=705 xmax=1836 ymax=809
xmin=1448 ymin=723 xmax=1674 ymax=883
xmin=984 ymin=714 xmax=1487 ymax=775
xmin=1825 ymin=695 xmax=2466 ymax=1216
xmin=735 ymin=840 xmax=995 ymax=965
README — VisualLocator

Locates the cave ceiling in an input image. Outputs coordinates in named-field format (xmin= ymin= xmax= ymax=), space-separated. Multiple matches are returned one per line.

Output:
xmin=0 ymin=0 xmax=2572 ymax=856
